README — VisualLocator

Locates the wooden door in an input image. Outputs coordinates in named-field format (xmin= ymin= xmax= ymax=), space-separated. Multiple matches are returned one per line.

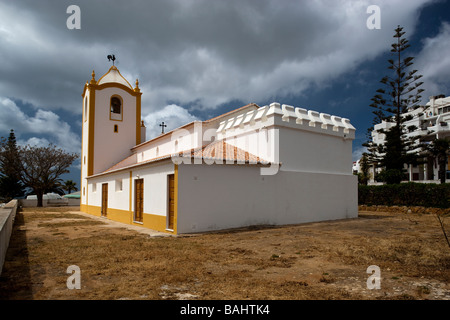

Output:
xmin=168 ymin=174 xmax=175 ymax=230
xmin=134 ymin=179 xmax=144 ymax=223
xmin=101 ymin=183 xmax=108 ymax=217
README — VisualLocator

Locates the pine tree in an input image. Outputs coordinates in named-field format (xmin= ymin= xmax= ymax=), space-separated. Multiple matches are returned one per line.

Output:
xmin=0 ymin=129 xmax=24 ymax=201
xmin=364 ymin=26 xmax=425 ymax=184
xmin=358 ymin=153 xmax=370 ymax=185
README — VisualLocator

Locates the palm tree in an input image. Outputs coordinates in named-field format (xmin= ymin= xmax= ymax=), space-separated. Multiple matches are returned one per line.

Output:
xmin=63 ymin=180 xmax=78 ymax=195
xmin=427 ymin=138 xmax=449 ymax=184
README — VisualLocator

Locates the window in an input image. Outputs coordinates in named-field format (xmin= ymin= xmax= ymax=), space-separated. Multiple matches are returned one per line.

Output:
xmin=438 ymin=107 xmax=450 ymax=115
xmin=116 ymin=179 xmax=123 ymax=192
xmin=114 ymin=124 xmax=118 ymax=133
xmin=111 ymin=97 xmax=121 ymax=113
xmin=110 ymin=95 xmax=123 ymax=121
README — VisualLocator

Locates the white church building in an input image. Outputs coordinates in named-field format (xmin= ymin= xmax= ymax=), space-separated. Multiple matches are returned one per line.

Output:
xmin=80 ymin=65 xmax=357 ymax=234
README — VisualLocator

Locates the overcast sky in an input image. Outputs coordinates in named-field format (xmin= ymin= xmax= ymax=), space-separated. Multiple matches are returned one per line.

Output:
xmin=1 ymin=0 xmax=450 ymax=185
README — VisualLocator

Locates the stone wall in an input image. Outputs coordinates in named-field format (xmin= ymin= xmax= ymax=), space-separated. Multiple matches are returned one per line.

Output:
xmin=0 ymin=200 xmax=18 ymax=275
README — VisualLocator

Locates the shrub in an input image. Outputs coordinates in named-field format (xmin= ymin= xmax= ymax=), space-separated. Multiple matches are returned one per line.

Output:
xmin=358 ymin=183 xmax=450 ymax=208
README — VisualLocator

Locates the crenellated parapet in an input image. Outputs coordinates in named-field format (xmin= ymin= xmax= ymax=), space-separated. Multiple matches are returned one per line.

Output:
xmin=217 ymin=102 xmax=355 ymax=140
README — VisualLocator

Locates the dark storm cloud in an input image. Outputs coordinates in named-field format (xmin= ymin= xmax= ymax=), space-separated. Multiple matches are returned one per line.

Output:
xmin=0 ymin=0 xmax=436 ymax=117
xmin=3 ymin=0 xmax=450 ymax=179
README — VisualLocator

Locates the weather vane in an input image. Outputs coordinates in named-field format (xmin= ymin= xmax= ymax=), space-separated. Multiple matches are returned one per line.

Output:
xmin=107 ymin=54 xmax=116 ymax=66
xmin=159 ymin=122 xmax=167 ymax=134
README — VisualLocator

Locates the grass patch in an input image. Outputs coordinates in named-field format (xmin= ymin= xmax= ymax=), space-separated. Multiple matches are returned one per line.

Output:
xmin=1 ymin=207 xmax=449 ymax=300
xmin=37 ymin=221 xmax=106 ymax=228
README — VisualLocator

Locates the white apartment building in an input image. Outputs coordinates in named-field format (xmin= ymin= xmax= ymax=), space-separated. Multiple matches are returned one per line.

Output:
xmin=366 ymin=95 xmax=450 ymax=183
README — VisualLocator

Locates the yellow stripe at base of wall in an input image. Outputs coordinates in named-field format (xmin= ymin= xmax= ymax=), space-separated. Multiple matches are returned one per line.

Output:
xmin=80 ymin=204 xmax=174 ymax=234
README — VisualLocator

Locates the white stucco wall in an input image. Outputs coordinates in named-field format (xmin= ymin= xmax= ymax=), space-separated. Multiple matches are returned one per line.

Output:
xmin=93 ymin=87 xmax=137 ymax=174
xmin=87 ymin=170 xmax=131 ymax=211
xmin=177 ymin=163 xmax=357 ymax=234
xmin=277 ymin=126 xmax=353 ymax=174
xmin=215 ymin=103 xmax=355 ymax=173
xmin=130 ymin=161 xmax=174 ymax=216
xmin=133 ymin=121 xmax=204 ymax=162
xmin=86 ymin=161 xmax=175 ymax=219
xmin=81 ymin=90 xmax=90 ymax=206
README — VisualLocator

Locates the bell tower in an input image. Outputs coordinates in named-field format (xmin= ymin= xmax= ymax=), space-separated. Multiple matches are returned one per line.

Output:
xmin=80 ymin=65 xmax=142 ymax=208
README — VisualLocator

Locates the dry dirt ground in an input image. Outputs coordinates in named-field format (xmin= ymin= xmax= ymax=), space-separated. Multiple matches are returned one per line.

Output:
xmin=0 ymin=206 xmax=449 ymax=300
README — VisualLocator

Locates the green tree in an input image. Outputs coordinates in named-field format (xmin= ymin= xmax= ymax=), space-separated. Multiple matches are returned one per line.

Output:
xmin=364 ymin=26 xmax=424 ymax=184
xmin=358 ymin=153 xmax=371 ymax=185
xmin=63 ymin=180 xmax=78 ymax=194
xmin=18 ymin=144 xmax=78 ymax=207
xmin=0 ymin=129 xmax=24 ymax=201
xmin=427 ymin=138 xmax=449 ymax=184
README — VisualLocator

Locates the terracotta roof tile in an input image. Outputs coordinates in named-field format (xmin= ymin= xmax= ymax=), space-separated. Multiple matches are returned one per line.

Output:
xmin=186 ymin=140 xmax=269 ymax=164
xmin=97 ymin=140 xmax=269 ymax=177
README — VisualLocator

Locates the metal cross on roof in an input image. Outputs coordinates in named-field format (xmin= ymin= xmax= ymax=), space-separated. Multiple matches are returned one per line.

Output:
xmin=159 ymin=122 xmax=167 ymax=134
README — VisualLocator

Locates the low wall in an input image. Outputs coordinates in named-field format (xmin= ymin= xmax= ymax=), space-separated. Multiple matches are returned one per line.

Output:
xmin=0 ymin=200 xmax=18 ymax=275
xmin=19 ymin=198 xmax=80 ymax=207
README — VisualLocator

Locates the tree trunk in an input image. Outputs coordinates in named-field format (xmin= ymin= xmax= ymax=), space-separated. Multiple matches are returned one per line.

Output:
xmin=439 ymin=156 xmax=446 ymax=184
xmin=36 ymin=191 xmax=44 ymax=207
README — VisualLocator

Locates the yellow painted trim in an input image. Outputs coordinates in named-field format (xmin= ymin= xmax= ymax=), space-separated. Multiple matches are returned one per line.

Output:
xmin=141 ymin=212 xmax=168 ymax=232
xmin=129 ymin=170 xmax=132 ymax=223
xmin=97 ymin=66 xmax=134 ymax=90
xmin=106 ymin=207 xmax=131 ymax=224
xmin=80 ymin=204 xmax=101 ymax=216
xmin=80 ymin=204 xmax=174 ymax=234
xmin=80 ymin=103 xmax=84 ymax=206
xmin=84 ymin=83 xmax=141 ymax=97
xmin=81 ymin=82 xmax=89 ymax=98
xmin=80 ymin=176 xmax=83 ymax=206
xmin=87 ymin=86 xmax=96 ymax=176
xmin=109 ymin=94 xmax=124 ymax=122
xmin=173 ymin=164 xmax=178 ymax=234
xmin=98 ymin=83 xmax=140 ymax=96
xmin=136 ymin=91 xmax=142 ymax=145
